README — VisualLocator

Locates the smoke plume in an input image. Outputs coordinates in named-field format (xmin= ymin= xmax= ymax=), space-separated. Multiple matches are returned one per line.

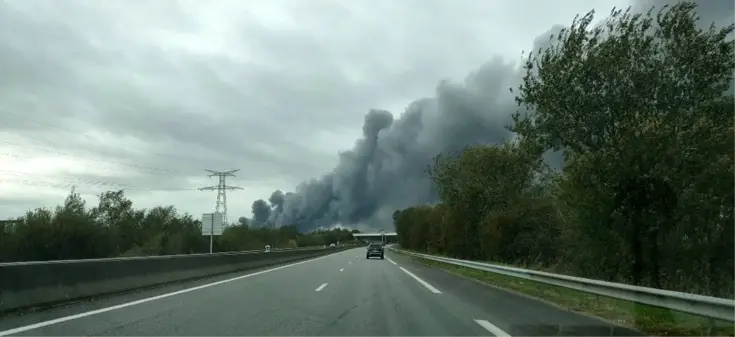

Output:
xmin=265 ymin=56 xmax=523 ymax=232
xmin=251 ymin=199 xmax=271 ymax=226
xmin=262 ymin=0 xmax=732 ymax=232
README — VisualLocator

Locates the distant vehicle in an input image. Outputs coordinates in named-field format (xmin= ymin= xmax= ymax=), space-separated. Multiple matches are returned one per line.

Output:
xmin=329 ymin=243 xmax=336 ymax=248
xmin=366 ymin=243 xmax=384 ymax=260
xmin=264 ymin=245 xmax=271 ymax=252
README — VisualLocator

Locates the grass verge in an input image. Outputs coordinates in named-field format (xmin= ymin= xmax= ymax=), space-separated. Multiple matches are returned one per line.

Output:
xmin=394 ymin=249 xmax=734 ymax=337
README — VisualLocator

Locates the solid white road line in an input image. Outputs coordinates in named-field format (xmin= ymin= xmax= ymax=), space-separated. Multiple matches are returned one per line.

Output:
xmin=399 ymin=266 xmax=442 ymax=294
xmin=474 ymin=319 xmax=511 ymax=337
xmin=315 ymin=283 xmax=328 ymax=292
xmin=386 ymin=258 xmax=397 ymax=265
xmin=0 ymin=251 xmax=346 ymax=337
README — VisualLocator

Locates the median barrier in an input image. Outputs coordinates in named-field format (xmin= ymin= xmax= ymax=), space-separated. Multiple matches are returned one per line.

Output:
xmin=0 ymin=246 xmax=351 ymax=313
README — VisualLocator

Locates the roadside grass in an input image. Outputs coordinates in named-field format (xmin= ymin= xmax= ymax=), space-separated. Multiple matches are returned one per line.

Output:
xmin=394 ymin=249 xmax=734 ymax=337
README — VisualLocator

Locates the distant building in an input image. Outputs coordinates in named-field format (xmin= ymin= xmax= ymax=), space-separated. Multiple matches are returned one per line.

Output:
xmin=0 ymin=220 xmax=21 ymax=232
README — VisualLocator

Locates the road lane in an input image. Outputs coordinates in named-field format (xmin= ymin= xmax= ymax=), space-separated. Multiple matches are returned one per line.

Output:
xmin=3 ymin=249 xmax=364 ymax=336
xmin=292 ymin=252 xmax=490 ymax=336
xmin=386 ymin=249 xmax=642 ymax=336
xmin=0 ymin=247 xmax=641 ymax=336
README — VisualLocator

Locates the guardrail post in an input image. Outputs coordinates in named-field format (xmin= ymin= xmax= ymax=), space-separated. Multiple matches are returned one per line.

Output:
xmin=707 ymin=317 xmax=716 ymax=336
xmin=534 ymin=280 xmax=541 ymax=295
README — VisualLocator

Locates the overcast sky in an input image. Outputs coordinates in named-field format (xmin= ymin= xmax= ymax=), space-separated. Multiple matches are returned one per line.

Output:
xmin=0 ymin=0 xmax=730 ymax=230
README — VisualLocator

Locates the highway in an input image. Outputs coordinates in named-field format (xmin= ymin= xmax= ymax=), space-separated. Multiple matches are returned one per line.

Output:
xmin=0 ymin=248 xmax=640 ymax=336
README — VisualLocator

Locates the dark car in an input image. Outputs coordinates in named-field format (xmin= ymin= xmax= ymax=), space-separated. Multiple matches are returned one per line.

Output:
xmin=366 ymin=243 xmax=384 ymax=260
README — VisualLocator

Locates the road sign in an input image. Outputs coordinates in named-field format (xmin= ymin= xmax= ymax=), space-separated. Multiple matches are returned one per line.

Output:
xmin=201 ymin=213 xmax=225 ymax=236
xmin=202 ymin=212 xmax=225 ymax=254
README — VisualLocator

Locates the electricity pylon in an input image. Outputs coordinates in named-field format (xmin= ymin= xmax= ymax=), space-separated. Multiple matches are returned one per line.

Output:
xmin=199 ymin=169 xmax=243 ymax=225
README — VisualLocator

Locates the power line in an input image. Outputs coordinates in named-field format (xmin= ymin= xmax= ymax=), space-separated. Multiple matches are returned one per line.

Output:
xmin=0 ymin=110 xmax=225 ymax=177
xmin=198 ymin=169 xmax=243 ymax=225
xmin=0 ymin=178 xmax=197 ymax=192
xmin=0 ymin=109 xmax=207 ymax=164
xmin=0 ymin=169 xmax=197 ymax=191
xmin=0 ymin=152 xmax=182 ymax=177
xmin=0 ymin=141 xmax=197 ymax=176
xmin=0 ymin=114 xmax=252 ymax=202
xmin=0 ymin=163 xmax=256 ymax=187
xmin=0 ymin=110 xmax=77 ymax=134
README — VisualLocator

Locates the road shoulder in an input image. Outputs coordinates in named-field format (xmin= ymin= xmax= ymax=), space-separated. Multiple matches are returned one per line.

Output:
xmin=386 ymin=249 xmax=643 ymax=336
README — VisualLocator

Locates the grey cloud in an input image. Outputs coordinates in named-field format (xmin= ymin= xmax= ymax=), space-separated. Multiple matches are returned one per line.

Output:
xmin=4 ymin=0 xmax=513 ymax=220
xmin=1 ymin=0 xmax=511 ymax=195
xmin=0 ymin=195 xmax=57 ymax=213
xmin=0 ymin=1 xmax=395 ymax=186
xmin=1 ymin=0 xmax=727 ymax=224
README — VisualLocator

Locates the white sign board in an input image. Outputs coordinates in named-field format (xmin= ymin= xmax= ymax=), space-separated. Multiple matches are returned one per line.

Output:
xmin=201 ymin=212 xmax=225 ymax=236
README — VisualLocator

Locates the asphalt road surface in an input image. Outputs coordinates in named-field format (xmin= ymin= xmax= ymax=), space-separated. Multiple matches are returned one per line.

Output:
xmin=0 ymin=248 xmax=640 ymax=336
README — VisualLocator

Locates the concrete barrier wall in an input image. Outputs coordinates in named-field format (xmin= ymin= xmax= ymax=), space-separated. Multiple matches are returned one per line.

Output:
xmin=0 ymin=247 xmax=351 ymax=313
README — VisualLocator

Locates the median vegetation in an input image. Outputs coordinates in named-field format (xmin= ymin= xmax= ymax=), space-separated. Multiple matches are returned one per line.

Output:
xmin=393 ymin=3 xmax=733 ymax=336
xmin=0 ymin=189 xmax=357 ymax=263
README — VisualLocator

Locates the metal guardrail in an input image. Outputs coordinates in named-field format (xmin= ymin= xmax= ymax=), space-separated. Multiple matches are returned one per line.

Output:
xmin=391 ymin=248 xmax=735 ymax=322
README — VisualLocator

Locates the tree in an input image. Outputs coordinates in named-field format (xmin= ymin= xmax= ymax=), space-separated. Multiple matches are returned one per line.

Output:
xmin=513 ymin=3 xmax=734 ymax=157
xmin=424 ymin=141 xmax=547 ymax=259
xmin=1 ymin=188 xmax=355 ymax=261
xmin=89 ymin=190 xmax=142 ymax=254
xmin=392 ymin=3 xmax=733 ymax=311
xmin=512 ymin=1 xmax=733 ymax=295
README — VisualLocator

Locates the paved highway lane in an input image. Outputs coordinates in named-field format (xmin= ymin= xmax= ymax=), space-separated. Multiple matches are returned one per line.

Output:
xmin=0 ymin=248 xmax=640 ymax=336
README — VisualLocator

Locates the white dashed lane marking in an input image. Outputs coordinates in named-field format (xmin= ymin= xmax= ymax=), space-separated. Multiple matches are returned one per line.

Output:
xmin=474 ymin=319 xmax=511 ymax=336
xmin=399 ymin=267 xmax=442 ymax=294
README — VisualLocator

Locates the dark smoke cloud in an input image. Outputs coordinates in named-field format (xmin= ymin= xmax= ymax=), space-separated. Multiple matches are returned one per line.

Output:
xmin=269 ymin=190 xmax=285 ymax=208
xmin=251 ymin=199 xmax=271 ymax=226
xmin=266 ymin=0 xmax=732 ymax=233
xmin=268 ymin=57 xmax=522 ymax=232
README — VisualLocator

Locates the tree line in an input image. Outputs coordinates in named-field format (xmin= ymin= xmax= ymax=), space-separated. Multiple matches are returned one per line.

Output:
xmin=0 ymin=189 xmax=357 ymax=263
xmin=393 ymin=3 xmax=733 ymax=298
